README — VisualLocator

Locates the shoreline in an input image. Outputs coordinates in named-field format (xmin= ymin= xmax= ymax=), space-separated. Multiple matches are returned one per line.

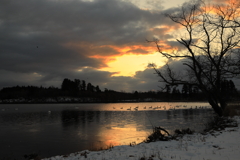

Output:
xmin=41 ymin=116 xmax=240 ymax=160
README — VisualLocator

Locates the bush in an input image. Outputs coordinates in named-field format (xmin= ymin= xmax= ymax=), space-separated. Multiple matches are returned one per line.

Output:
xmin=204 ymin=116 xmax=238 ymax=132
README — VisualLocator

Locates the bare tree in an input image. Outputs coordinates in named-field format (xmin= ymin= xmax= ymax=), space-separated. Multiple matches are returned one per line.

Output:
xmin=149 ymin=0 xmax=240 ymax=116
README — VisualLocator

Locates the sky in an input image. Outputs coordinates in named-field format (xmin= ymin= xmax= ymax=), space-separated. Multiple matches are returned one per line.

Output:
xmin=0 ymin=0 xmax=213 ymax=92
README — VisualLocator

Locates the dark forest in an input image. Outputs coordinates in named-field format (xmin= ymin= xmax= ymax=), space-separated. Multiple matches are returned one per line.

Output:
xmin=0 ymin=78 xmax=238 ymax=103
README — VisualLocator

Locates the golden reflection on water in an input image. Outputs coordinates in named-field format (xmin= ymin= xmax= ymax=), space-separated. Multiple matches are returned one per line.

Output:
xmin=74 ymin=102 xmax=211 ymax=150
xmin=91 ymin=124 xmax=149 ymax=150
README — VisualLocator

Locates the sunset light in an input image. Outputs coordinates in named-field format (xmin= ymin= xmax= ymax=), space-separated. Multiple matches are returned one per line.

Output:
xmin=0 ymin=0 xmax=192 ymax=92
xmin=99 ymin=53 xmax=165 ymax=76
xmin=2 ymin=0 xmax=240 ymax=159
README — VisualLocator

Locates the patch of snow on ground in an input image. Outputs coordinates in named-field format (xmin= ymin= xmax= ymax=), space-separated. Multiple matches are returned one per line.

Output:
xmin=43 ymin=116 xmax=240 ymax=160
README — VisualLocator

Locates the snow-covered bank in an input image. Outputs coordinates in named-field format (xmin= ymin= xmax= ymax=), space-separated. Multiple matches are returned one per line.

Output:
xmin=43 ymin=117 xmax=240 ymax=160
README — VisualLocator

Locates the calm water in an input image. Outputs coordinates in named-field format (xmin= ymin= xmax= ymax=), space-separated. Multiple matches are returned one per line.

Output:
xmin=0 ymin=102 xmax=213 ymax=159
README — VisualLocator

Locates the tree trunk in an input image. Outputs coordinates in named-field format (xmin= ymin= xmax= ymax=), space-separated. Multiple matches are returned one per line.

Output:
xmin=208 ymin=97 xmax=223 ymax=116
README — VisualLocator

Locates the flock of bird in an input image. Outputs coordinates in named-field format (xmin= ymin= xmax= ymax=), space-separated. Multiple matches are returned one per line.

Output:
xmin=112 ymin=105 xmax=209 ymax=111
xmin=119 ymin=106 xmax=166 ymax=111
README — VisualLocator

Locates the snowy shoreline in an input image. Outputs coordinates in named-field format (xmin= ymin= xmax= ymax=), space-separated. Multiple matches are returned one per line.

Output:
xmin=42 ymin=116 xmax=240 ymax=160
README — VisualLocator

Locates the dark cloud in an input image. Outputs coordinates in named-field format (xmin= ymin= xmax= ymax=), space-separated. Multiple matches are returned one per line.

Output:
xmin=0 ymin=0 xmax=186 ymax=91
xmin=100 ymin=69 xmax=161 ymax=92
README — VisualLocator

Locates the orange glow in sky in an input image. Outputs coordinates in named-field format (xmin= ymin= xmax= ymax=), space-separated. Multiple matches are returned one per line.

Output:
xmin=99 ymin=53 xmax=165 ymax=76
xmin=64 ymin=41 xmax=170 ymax=76
xmin=63 ymin=0 xmax=204 ymax=78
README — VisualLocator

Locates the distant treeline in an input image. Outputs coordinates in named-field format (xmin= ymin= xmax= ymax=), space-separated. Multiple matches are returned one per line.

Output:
xmin=0 ymin=78 xmax=238 ymax=103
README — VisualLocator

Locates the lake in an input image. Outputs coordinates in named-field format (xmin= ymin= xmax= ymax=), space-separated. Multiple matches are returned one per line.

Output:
xmin=0 ymin=102 xmax=214 ymax=159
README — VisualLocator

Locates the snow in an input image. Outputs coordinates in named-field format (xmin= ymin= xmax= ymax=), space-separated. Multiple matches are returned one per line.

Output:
xmin=42 ymin=117 xmax=240 ymax=160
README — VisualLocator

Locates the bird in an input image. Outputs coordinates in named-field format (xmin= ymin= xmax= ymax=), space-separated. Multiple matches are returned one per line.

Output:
xmin=127 ymin=107 xmax=131 ymax=111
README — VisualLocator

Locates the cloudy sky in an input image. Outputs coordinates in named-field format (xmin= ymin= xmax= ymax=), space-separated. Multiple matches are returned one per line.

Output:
xmin=0 ymin=0 xmax=193 ymax=92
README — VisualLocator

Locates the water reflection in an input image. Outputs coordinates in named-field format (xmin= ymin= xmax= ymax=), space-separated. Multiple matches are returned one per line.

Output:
xmin=59 ymin=108 xmax=213 ymax=151
xmin=0 ymin=103 xmax=213 ymax=159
